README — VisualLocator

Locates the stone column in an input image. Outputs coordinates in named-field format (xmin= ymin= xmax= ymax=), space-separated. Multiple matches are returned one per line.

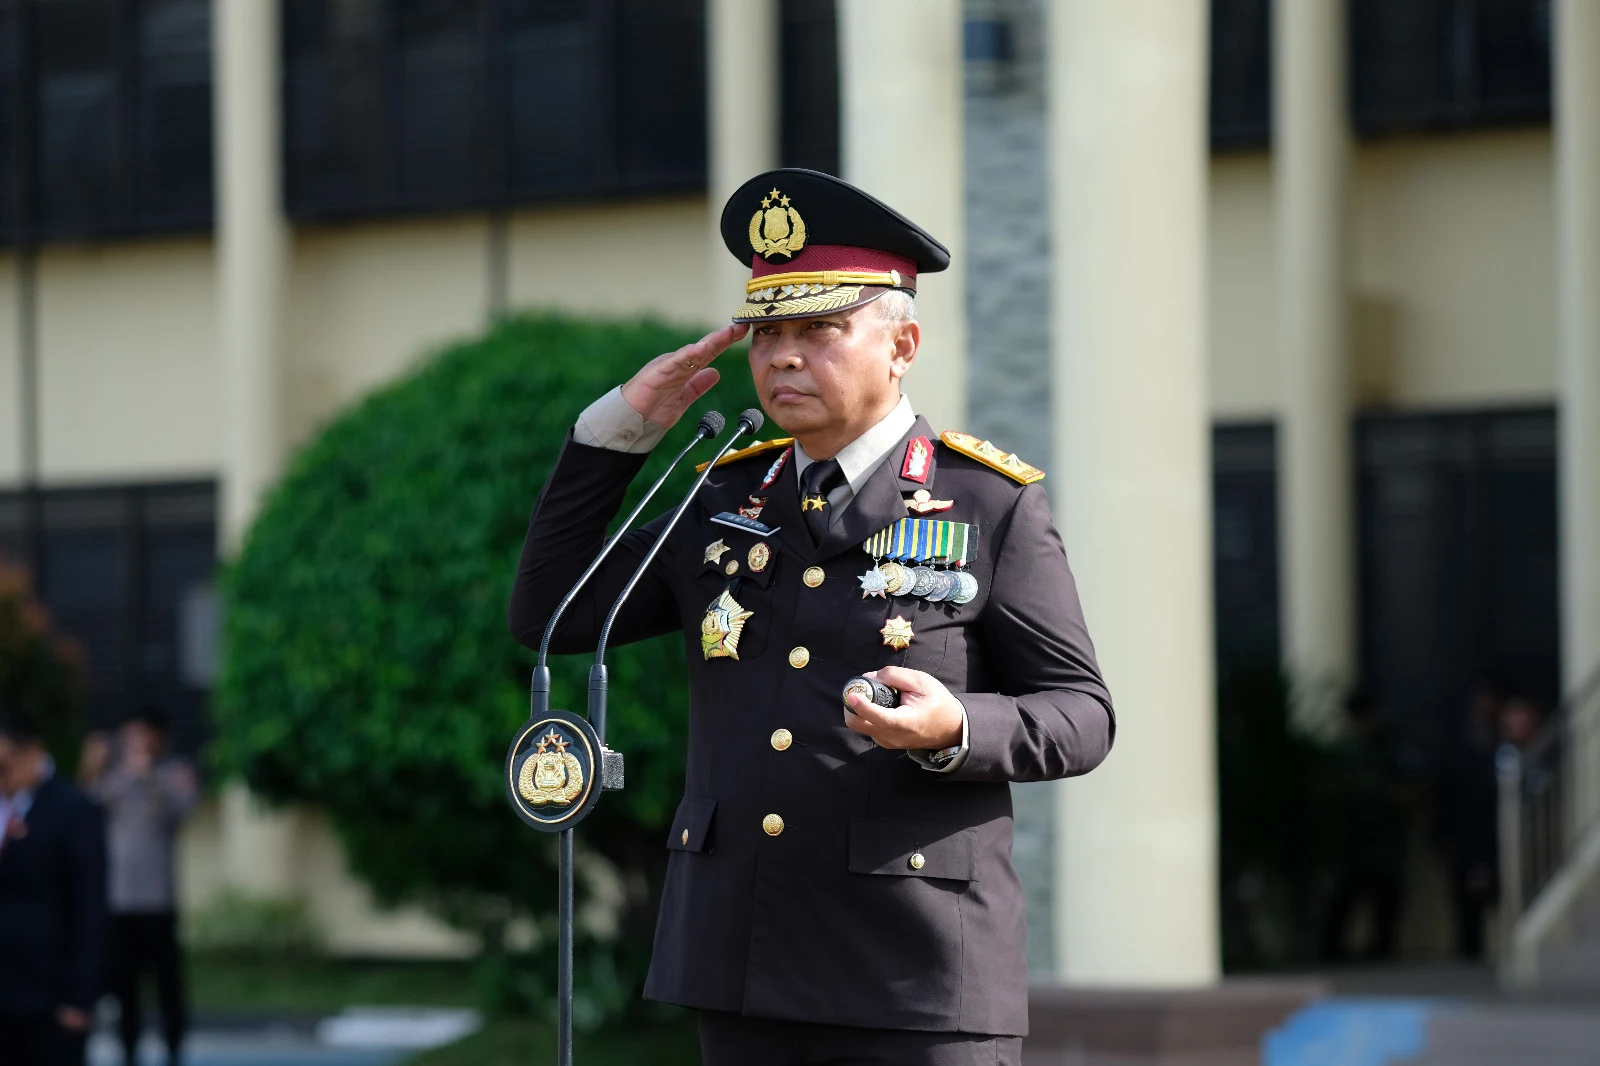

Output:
xmin=837 ymin=0 xmax=967 ymax=435
xmin=1047 ymin=1 xmax=1217 ymax=984
xmin=1557 ymin=0 xmax=1600 ymax=826
xmin=1275 ymin=0 xmax=1354 ymax=688
xmin=214 ymin=0 xmax=296 ymax=896
xmin=707 ymin=0 xmax=779 ymax=327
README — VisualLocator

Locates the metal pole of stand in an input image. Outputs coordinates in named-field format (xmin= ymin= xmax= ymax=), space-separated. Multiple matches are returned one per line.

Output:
xmin=557 ymin=827 xmax=575 ymax=1066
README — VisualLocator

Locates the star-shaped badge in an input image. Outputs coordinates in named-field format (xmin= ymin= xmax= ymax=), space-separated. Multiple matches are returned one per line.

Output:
xmin=880 ymin=616 xmax=915 ymax=650
xmin=859 ymin=568 xmax=889 ymax=599
xmin=704 ymin=539 xmax=730 ymax=564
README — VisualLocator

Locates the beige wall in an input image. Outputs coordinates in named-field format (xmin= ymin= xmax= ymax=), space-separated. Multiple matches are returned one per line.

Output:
xmin=33 ymin=239 xmax=219 ymax=484
xmin=180 ymin=800 xmax=475 ymax=957
xmin=1209 ymin=128 xmax=1558 ymax=419
xmin=0 ymin=254 xmax=19 ymax=484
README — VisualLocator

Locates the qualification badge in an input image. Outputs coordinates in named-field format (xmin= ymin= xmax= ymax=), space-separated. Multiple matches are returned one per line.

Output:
xmin=748 ymin=541 xmax=772 ymax=573
xmin=905 ymin=489 xmax=954 ymax=515
xmin=880 ymin=616 xmax=915 ymax=650
xmin=701 ymin=589 xmax=754 ymax=660
xmin=704 ymin=539 xmax=730 ymax=565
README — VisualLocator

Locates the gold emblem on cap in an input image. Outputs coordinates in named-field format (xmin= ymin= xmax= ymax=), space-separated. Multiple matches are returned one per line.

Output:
xmin=750 ymin=188 xmax=807 ymax=259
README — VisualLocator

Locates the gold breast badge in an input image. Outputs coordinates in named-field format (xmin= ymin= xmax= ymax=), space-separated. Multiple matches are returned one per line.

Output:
xmin=880 ymin=615 xmax=915 ymax=650
xmin=518 ymin=730 xmax=585 ymax=807
xmin=701 ymin=589 xmax=754 ymax=660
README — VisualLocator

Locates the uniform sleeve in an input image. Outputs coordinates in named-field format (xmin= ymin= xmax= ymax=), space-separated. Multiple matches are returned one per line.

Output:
xmin=573 ymin=386 xmax=669 ymax=454
xmin=949 ymin=483 xmax=1115 ymax=782
xmin=64 ymin=797 xmax=108 ymax=1011
xmin=507 ymin=431 xmax=681 ymax=655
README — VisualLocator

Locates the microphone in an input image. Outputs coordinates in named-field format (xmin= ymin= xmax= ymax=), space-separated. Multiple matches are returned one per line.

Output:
xmin=588 ymin=408 xmax=766 ymax=741
xmin=528 ymin=410 xmax=727 ymax=717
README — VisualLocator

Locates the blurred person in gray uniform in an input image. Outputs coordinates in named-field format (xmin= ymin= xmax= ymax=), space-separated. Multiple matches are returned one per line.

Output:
xmin=81 ymin=707 xmax=199 ymax=1066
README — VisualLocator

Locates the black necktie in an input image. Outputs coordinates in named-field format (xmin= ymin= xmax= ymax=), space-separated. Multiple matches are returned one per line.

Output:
xmin=799 ymin=459 xmax=844 ymax=544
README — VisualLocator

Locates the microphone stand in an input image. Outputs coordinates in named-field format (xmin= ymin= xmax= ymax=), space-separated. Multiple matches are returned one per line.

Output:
xmin=564 ymin=411 xmax=759 ymax=1063
xmin=509 ymin=412 xmax=726 ymax=1066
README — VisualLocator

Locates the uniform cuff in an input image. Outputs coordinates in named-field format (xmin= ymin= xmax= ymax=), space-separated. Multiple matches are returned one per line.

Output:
xmin=909 ymin=702 xmax=970 ymax=774
xmin=573 ymin=386 xmax=668 ymax=454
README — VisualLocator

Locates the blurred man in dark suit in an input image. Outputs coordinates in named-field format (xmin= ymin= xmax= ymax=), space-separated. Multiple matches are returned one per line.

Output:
xmin=0 ymin=704 xmax=107 ymax=1066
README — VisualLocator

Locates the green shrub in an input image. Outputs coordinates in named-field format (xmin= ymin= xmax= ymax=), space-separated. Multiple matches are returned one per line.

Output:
xmin=0 ymin=554 xmax=84 ymax=771
xmin=213 ymin=313 xmax=760 ymax=1022
xmin=186 ymin=887 xmax=324 ymax=957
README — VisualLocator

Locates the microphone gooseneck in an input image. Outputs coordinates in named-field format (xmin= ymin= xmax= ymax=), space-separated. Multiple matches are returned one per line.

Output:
xmin=591 ymin=415 xmax=762 ymax=674
xmin=535 ymin=412 xmax=724 ymax=669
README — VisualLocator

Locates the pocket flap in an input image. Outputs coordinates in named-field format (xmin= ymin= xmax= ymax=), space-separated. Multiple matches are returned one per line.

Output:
xmin=848 ymin=818 xmax=976 ymax=881
xmin=667 ymin=796 xmax=716 ymax=853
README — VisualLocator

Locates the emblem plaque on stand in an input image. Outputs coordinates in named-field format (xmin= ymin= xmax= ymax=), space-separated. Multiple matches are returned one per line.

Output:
xmin=504 ymin=709 xmax=618 ymax=832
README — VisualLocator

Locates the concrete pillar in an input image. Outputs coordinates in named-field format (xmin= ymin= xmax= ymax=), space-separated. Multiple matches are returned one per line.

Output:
xmin=1275 ymin=0 xmax=1354 ymax=688
xmin=1047 ymin=1 xmax=1217 ymax=984
xmin=214 ymin=0 xmax=297 ymax=895
xmin=1557 ymin=0 xmax=1600 ymax=827
xmin=707 ymin=0 xmax=779 ymax=327
xmin=838 ymin=0 xmax=967 ymax=435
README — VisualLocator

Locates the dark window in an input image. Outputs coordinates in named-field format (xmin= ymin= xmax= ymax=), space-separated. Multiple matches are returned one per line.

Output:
xmin=0 ymin=0 xmax=212 ymax=246
xmin=1356 ymin=408 xmax=1559 ymax=770
xmin=1208 ymin=0 xmax=1550 ymax=149
xmin=1209 ymin=0 xmax=1271 ymax=150
xmin=1350 ymin=0 xmax=1550 ymax=136
xmin=285 ymin=0 xmax=709 ymax=221
xmin=1213 ymin=423 xmax=1281 ymax=675
xmin=0 ymin=483 xmax=218 ymax=755
xmin=780 ymin=0 xmax=838 ymax=174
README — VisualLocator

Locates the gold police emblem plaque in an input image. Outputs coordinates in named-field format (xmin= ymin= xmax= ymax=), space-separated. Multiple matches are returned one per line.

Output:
xmin=505 ymin=711 xmax=604 ymax=831
xmin=749 ymin=188 xmax=807 ymax=260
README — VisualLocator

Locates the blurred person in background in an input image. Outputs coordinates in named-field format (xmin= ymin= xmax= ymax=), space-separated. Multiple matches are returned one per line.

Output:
xmin=1442 ymin=678 xmax=1503 ymax=961
xmin=81 ymin=708 xmax=199 ymax=1066
xmin=1319 ymin=686 xmax=1407 ymax=963
xmin=0 ymin=702 xmax=107 ymax=1066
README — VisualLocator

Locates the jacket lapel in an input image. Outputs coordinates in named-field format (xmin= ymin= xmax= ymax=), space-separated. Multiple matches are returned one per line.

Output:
xmin=819 ymin=416 xmax=936 ymax=561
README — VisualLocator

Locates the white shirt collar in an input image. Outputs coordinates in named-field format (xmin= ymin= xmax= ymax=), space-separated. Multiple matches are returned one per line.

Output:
xmin=793 ymin=394 xmax=917 ymax=491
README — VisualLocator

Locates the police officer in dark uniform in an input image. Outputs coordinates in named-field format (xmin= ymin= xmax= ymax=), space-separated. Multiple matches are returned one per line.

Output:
xmin=509 ymin=169 xmax=1114 ymax=1065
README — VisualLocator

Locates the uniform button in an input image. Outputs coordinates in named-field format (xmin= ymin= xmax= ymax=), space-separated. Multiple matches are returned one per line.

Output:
xmin=763 ymin=813 xmax=784 ymax=837
xmin=909 ymin=853 xmax=926 ymax=870
xmin=724 ymin=559 xmax=739 ymax=575
xmin=803 ymin=566 xmax=825 ymax=588
xmin=770 ymin=728 xmax=793 ymax=751
xmin=681 ymin=829 xmax=689 ymax=845
xmin=788 ymin=646 xmax=810 ymax=669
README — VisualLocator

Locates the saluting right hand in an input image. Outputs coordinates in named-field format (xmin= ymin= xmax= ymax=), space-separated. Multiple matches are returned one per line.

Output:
xmin=620 ymin=323 xmax=749 ymax=430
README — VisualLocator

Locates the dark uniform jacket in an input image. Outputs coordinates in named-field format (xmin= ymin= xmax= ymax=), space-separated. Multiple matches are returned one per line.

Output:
xmin=0 ymin=774 xmax=108 ymax=1018
xmin=508 ymin=413 xmax=1113 ymax=1037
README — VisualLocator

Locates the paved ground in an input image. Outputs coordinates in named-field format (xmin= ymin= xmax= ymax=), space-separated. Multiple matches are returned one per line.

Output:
xmin=93 ymin=1008 xmax=479 ymax=1066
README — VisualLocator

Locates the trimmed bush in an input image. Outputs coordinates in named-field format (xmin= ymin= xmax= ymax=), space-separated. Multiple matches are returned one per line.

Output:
xmin=213 ymin=313 xmax=760 ymax=1021
xmin=0 ymin=555 xmax=84 ymax=769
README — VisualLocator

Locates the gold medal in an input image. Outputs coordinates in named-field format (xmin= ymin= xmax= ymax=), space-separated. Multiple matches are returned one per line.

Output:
xmin=748 ymin=541 xmax=772 ymax=572
xmin=701 ymin=590 xmax=754 ymax=660
xmin=704 ymin=539 xmax=730 ymax=564
xmin=880 ymin=615 xmax=915 ymax=650
xmin=879 ymin=561 xmax=912 ymax=596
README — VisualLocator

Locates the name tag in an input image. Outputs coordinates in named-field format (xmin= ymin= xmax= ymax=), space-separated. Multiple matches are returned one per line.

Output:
xmin=710 ymin=512 xmax=782 ymax=537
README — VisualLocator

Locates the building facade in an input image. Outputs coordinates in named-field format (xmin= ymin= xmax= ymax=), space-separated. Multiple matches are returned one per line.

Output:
xmin=0 ymin=0 xmax=1592 ymax=978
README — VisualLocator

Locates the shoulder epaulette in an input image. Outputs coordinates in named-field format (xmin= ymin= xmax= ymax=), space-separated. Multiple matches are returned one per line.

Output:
xmin=696 ymin=437 xmax=794 ymax=473
xmin=938 ymin=431 xmax=1045 ymax=484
